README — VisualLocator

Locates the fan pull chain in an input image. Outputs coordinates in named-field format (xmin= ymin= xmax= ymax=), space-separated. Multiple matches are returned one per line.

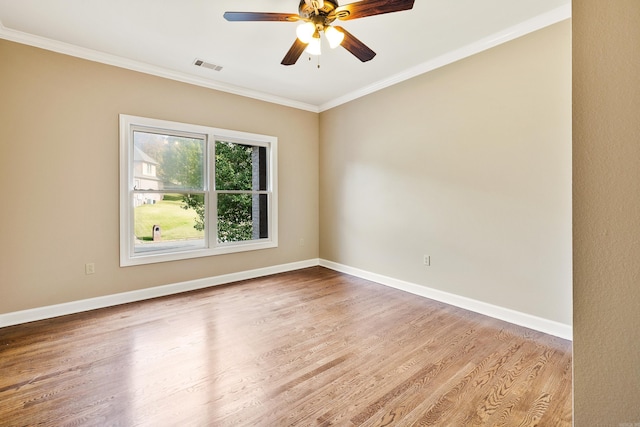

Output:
xmin=306 ymin=55 xmax=320 ymax=69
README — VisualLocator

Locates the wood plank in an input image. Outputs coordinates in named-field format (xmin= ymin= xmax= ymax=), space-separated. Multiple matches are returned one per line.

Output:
xmin=0 ymin=267 xmax=572 ymax=425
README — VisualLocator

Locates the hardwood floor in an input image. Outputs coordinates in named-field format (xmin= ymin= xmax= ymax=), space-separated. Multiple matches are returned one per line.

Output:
xmin=0 ymin=267 xmax=572 ymax=426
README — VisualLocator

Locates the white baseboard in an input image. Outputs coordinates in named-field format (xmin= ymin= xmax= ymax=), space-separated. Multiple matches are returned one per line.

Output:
xmin=319 ymin=259 xmax=572 ymax=341
xmin=1 ymin=258 xmax=572 ymax=341
xmin=0 ymin=259 xmax=319 ymax=328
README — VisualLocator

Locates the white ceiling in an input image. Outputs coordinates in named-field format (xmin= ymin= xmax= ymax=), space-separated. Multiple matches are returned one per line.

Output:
xmin=0 ymin=0 xmax=570 ymax=112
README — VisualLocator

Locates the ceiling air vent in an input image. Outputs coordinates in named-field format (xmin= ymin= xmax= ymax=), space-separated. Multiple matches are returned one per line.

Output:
xmin=193 ymin=59 xmax=223 ymax=71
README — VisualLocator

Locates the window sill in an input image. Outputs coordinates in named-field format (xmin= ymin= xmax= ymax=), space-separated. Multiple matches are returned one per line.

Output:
xmin=120 ymin=240 xmax=278 ymax=267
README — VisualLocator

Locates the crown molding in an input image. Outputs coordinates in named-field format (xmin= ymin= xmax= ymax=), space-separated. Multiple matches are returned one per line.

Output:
xmin=0 ymin=19 xmax=320 ymax=113
xmin=1 ymin=4 xmax=569 ymax=114
xmin=318 ymin=4 xmax=571 ymax=112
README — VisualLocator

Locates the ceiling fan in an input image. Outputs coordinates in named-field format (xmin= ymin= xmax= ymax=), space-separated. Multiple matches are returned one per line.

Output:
xmin=223 ymin=0 xmax=415 ymax=66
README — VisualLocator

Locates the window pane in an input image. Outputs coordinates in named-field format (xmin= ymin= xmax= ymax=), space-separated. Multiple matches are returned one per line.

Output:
xmin=217 ymin=193 xmax=268 ymax=243
xmin=133 ymin=193 xmax=205 ymax=254
xmin=134 ymin=131 xmax=205 ymax=191
xmin=216 ymin=141 xmax=267 ymax=191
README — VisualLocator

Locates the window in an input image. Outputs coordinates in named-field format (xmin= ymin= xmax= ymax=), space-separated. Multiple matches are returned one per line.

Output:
xmin=119 ymin=115 xmax=277 ymax=266
xmin=142 ymin=162 xmax=155 ymax=176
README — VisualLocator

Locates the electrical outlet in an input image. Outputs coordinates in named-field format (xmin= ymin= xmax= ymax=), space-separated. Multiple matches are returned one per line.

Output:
xmin=423 ymin=255 xmax=431 ymax=266
xmin=85 ymin=263 xmax=95 ymax=275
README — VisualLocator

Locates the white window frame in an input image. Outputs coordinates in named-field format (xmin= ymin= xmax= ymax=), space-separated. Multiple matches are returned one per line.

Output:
xmin=119 ymin=114 xmax=278 ymax=266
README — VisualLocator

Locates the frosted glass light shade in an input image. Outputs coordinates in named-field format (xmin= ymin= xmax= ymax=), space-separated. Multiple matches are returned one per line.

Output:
xmin=305 ymin=37 xmax=322 ymax=55
xmin=296 ymin=22 xmax=315 ymax=43
xmin=325 ymin=26 xmax=344 ymax=49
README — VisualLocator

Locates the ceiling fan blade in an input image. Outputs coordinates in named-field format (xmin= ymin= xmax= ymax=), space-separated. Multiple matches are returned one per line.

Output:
xmin=334 ymin=26 xmax=376 ymax=62
xmin=335 ymin=0 xmax=415 ymax=21
xmin=281 ymin=38 xmax=309 ymax=65
xmin=223 ymin=12 xmax=300 ymax=22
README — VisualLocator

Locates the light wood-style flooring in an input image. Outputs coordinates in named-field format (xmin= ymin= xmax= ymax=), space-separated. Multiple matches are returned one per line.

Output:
xmin=0 ymin=267 xmax=572 ymax=426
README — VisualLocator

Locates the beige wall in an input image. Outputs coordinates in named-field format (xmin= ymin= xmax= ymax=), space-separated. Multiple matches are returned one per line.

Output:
xmin=573 ymin=1 xmax=640 ymax=424
xmin=319 ymin=21 xmax=572 ymax=325
xmin=6 ymin=5 xmax=640 ymax=420
xmin=0 ymin=39 xmax=319 ymax=314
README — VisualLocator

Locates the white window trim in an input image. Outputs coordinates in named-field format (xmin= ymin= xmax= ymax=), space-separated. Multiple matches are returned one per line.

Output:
xmin=119 ymin=114 xmax=278 ymax=267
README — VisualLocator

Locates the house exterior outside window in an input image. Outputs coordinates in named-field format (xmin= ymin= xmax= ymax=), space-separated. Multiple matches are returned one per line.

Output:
xmin=133 ymin=147 xmax=162 ymax=206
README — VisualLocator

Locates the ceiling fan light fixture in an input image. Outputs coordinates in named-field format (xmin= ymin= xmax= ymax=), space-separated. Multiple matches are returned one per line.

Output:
xmin=224 ymin=0 xmax=416 ymax=66
xmin=296 ymin=22 xmax=315 ymax=43
xmin=324 ymin=25 xmax=344 ymax=48
xmin=305 ymin=36 xmax=322 ymax=55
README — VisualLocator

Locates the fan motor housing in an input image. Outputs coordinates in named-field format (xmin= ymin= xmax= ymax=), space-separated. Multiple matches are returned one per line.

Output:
xmin=298 ymin=0 xmax=340 ymax=20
